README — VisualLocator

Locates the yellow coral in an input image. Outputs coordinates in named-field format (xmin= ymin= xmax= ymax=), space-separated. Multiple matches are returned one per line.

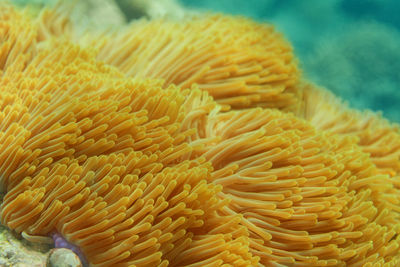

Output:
xmin=0 ymin=39 xmax=256 ymax=265
xmin=300 ymin=82 xmax=400 ymax=177
xmin=0 ymin=5 xmax=37 ymax=73
xmin=203 ymin=107 xmax=400 ymax=266
xmin=94 ymin=15 xmax=300 ymax=111
xmin=0 ymin=3 xmax=399 ymax=267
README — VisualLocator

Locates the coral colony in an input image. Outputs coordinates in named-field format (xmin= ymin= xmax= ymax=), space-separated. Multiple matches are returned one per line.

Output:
xmin=0 ymin=2 xmax=399 ymax=266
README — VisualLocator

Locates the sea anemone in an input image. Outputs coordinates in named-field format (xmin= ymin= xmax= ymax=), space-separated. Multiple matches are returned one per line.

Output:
xmin=89 ymin=15 xmax=301 ymax=112
xmin=300 ymin=82 xmax=400 ymax=177
xmin=0 ymin=2 xmax=399 ymax=267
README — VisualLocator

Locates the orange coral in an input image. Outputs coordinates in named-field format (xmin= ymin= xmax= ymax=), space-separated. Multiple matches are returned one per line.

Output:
xmin=94 ymin=15 xmax=300 ymax=111
xmin=300 ymin=82 xmax=400 ymax=177
xmin=203 ymin=107 xmax=400 ymax=266
xmin=0 ymin=39 xmax=256 ymax=266
xmin=0 ymin=3 xmax=400 ymax=267
xmin=0 ymin=5 xmax=37 ymax=73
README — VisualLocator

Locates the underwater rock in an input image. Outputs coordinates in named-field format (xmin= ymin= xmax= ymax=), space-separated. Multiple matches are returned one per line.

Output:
xmin=69 ymin=0 xmax=127 ymax=30
xmin=0 ymin=226 xmax=83 ymax=267
xmin=51 ymin=233 xmax=87 ymax=267
xmin=116 ymin=0 xmax=187 ymax=20
xmin=47 ymin=248 xmax=82 ymax=267
xmin=0 ymin=225 xmax=48 ymax=267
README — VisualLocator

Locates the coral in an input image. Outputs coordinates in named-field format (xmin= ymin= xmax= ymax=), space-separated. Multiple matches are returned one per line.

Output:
xmin=203 ymin=107 xmax=400 ymax=266
xmin=0 ymin=4 xmax=37 ymax=73
xmin=300 ymin=82 xmax=400 ymax=177
xmin=94 ymin=15 xmax=300 ymax=111
xmin=0 ymin=35 xmax=251 ymax=265
xmin=181 ymin=0 xmax=400 ymax=123
xmin=0 ymin=2 xmax=399 ymax=267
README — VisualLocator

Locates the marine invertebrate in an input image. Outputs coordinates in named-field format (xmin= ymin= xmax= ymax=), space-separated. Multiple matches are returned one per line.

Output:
xmin=300 ymin=82 xmax=400 ymax=177
xmin=0 ymin=27 xmax=255 ymax=265
xmin=202 ymin=107 xmax=400 ymax=266
xmin=0 ymin=43 xmax=253 ymax=267
xmin=0 ymin=4 xmax=37 ymax=73
xmin=0 ymin=2 xmax=399 ymax=267
xmin=0 ymin=7 xmax=257 ymax=265
xmin=94 ymin=15 xmax=300 ymax=111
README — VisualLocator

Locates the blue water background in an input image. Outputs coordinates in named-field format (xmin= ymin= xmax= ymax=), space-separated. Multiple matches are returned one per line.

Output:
xmin=180 ymin=0 xmax=400 ymax=123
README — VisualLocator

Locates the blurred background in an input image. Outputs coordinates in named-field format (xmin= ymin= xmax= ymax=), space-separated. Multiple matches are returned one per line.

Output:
xmin=11 ymin=0 xmax=400 ymax=122
xmin=180 ymin=0 xmax=400 ymax=123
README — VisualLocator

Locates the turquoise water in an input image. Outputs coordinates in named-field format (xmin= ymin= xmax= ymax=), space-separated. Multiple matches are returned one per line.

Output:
xmin=180 ymin=0 xmax=400 ymax=123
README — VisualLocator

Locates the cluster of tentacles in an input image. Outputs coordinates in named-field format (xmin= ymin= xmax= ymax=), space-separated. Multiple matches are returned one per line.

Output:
xmin=0 ymin=3 xmax=400 ymax=267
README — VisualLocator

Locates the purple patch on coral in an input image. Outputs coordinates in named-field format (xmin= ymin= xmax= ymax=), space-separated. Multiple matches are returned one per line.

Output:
xmin=52 ymin=232 xmax=88 ymax=267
